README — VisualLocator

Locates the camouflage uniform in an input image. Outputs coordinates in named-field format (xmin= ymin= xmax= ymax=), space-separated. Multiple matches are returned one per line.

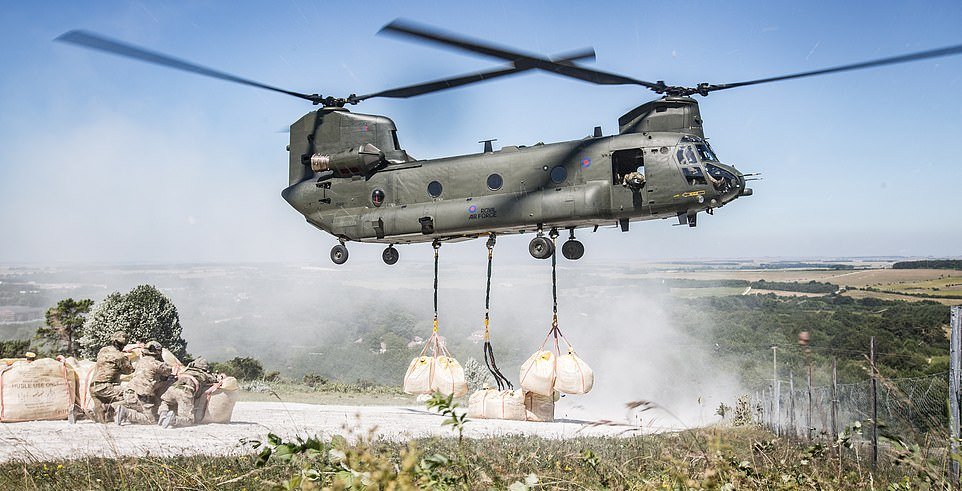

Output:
xmin=90 ymin=332 xmax=134 ymax=421
xmin=116 ymin=342 xmax=172 ymax=425
xmin=159 ymin=358 xmax=217 ymax=428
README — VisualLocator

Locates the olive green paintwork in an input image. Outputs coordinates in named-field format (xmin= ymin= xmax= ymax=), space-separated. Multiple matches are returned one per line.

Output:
xmin=281 ymin=96 xmax=750 ymax=245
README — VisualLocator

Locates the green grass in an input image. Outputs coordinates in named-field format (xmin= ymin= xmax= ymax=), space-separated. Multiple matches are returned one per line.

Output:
xmin=237 ymin=381 xmax=417 ymax=406
xmin=0 ymin=426 xmax=937 ymax=490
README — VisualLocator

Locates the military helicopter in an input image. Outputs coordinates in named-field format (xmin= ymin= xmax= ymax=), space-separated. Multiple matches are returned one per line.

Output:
xmin=57 ymin=22 xmax=962 ymax=265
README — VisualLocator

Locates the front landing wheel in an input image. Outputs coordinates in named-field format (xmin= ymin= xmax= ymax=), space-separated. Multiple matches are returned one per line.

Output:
xmin=561 ymin=239 xmax=585 ymax=260
xmin=382 ymin=246 xmax=399 ymax=265
xmin=331 ymin=244 xmax=349 ymax=264
xmin=528 ymin=236 xmax=554 ymax=259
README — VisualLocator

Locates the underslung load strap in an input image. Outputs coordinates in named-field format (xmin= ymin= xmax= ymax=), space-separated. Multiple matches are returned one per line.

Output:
xmin=539 ymin=233 xmax=574 ymax=356
xmin=433 ymin=239 xmax=440 ymax=333
xmin=481 ymin=234 xmax=512 ymax=390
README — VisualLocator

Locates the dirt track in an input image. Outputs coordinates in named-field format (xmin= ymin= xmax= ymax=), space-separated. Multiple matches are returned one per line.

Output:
xmin=0 ymin=402 xmax=643 ymax=462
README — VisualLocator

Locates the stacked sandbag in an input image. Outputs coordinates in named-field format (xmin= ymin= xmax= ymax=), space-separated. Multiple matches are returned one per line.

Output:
xmin=467 ymin=388 xmax=526 ymax=420
xmin=0 ymin=358 xmax=76 ymax=422
xmin=201 ymin=376 xmax=240 ymax=424
xmin=64 ymin=357 xmax=98 ymax=415
xmin=524 ymin=391 xmax=555 ymax=422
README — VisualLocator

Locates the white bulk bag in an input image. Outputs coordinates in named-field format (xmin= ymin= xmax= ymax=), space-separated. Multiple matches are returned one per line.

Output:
xmin=524 ymin=391 xmax=555 ymax=422
xmin=403 ymin=356 xmax=435 ymax=395
xmin=482 ymin=389 xmax=526 ymax=421
xmin=431 ymin=356 xmax=468 ymax=397
xmin=519 ymin=350 xmax=556 ymax=396
xmin=202 ymin=376 xmax=240 ymax=424
xmin=468 ymin=388 xmax=494 ymax=418
xmin=65 ymin=358 xmax=98 ymax=413
xmin=0 ymin=358 xmax=76 ymax=422
xmin=555 ymin=351 xmax=594 ymax=395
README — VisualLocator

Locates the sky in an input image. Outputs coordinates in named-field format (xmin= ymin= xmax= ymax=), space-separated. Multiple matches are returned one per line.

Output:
xmin=1 ymin=1 xmax=961 ymax=265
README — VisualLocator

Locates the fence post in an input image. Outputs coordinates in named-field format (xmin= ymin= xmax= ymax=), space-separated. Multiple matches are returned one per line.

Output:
xmin=807 ymin=363 xmax=814 ymax=440
xmin=832 ymin=359 xmax=839 ymax=455
xmin=950 ymin=306 xmax=961 ymax=485
xmin=773 ymin=345 xmax=780 ymax=435
xmin=790 ymin=371 xmax=796 ymax=438
xmin=870 ymin=335 xmax=878 ymax=469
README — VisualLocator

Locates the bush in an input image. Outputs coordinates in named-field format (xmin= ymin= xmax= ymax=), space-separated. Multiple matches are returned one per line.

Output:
xmin=0 ymin=339 xmax=30 ymax=358
xmin=210 ymin=356 xmax=265 ymax=380
xmin=79 ymin=285 xmax=187 ymax=359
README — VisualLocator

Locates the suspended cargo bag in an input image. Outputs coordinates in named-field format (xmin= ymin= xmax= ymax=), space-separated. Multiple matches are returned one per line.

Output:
xmin=432 ymin=356 xmax=468 ymax=397
xmin=519 ymin=350 xmax=556 ymax=397
xmin=202 ymin=376 xmax=240 ymax=424
xmin=555 ymin=349 xmax=594 ymax=395
xmin=0 ymin=358 xmax=76 ymax=422
xmin=403 ymin=356 xmax=435 ymax=395
xmin=403 ymin=240 xmax=467 ymax=396
xmin=524 ymin=391 xmax=555 ymax=422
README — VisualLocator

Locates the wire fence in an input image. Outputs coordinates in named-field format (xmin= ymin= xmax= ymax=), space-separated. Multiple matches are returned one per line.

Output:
xmin=752 ymin=371 xmax=949 ymax=446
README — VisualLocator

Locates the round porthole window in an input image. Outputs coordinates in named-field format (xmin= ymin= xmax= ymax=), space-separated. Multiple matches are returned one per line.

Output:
xmin=486 ymin=173 xmax=503 ymax=191
xmin=549 ymin=166 xmax=567 ymax=184
xmin=427 ymin=180 xmax=443 ymax=198
xmin=371 ymin=189 xmax=385 ymax=207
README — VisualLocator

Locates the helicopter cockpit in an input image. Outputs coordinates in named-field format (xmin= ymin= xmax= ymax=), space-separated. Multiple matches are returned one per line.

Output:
xmin=675 ymin=137 xmax=739 ymax=194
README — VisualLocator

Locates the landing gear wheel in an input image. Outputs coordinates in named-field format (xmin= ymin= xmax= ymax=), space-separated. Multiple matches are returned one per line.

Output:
xmin=330 ymin=244 xmax=349 ymax=264
xmin=382 ymin=245 xmax=399 ymax=265
xmin=561 ymin=239 xmax=584 ymax=260
xmin=528 ymin=236 xmax=555 ymax=259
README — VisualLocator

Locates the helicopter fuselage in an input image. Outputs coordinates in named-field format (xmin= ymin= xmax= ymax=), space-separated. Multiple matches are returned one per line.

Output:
xmin=281 ymin=99 xmax=749 ymax=247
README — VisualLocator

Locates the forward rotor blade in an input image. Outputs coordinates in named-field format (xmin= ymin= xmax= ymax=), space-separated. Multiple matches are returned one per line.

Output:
xmin=380 ymin=19 xmax=663 ymax=91
xmin=702 ymin=42 xmax=962 ymax=94
xmin=354 ymin=48 xmax=595 ymax=101
xmin=56 ymin=30 xmax=324 ymax=104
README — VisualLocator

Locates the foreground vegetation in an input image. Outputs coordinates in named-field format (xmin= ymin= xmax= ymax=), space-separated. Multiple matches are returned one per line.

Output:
xmin=1 ymin=425 xmax=943 ymax=490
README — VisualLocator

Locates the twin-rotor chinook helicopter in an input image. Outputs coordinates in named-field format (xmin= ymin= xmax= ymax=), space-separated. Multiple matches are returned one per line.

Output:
xmin=58 ymin=22 xmax=962 ymax=265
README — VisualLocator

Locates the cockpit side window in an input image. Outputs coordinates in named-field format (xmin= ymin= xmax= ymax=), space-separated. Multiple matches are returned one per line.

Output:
xmin=695 ymin=144 xmax=717 ymax=161
xmin=684 ymin=146 xmax=698 ymax=164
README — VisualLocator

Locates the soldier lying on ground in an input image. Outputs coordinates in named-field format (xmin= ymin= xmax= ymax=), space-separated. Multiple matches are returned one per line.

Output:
xmin=115 ymin=341 xmax=173 ymax=425
xmin=157 ymin=357 xmax=217 ymax=428
xmin=89 ymin=331 xmax=134 ymax=423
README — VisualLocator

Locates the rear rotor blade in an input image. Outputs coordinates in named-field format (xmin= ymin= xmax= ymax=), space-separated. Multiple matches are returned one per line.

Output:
xmin=56 ymin=30 xmax=325 ymax=104
xmin=354 ymin=48 xmax=595 ymax=101
xmin=380 ymin=19 xmax=664 ymax=91
xmin=699 ymin=43 xmax=962 ymax=94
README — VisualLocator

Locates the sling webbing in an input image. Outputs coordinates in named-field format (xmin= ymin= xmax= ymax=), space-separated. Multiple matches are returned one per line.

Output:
xmin=481 ymin=234 xmax=512 ymax=390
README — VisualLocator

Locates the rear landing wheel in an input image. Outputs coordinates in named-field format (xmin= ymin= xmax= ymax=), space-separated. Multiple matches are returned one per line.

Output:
xmin=561 ymin=239 xmax=584 ymax=260
xmin=331 ymin=244 xmax=349 ymax=264
xmin=528 ymin=236 xmax=554 ymax=259
xmin=382 ymin=245 xmax=399 ymax=265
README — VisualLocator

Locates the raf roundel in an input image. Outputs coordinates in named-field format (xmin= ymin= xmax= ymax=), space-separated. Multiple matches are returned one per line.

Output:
xmin=468 ymin=205 xmax=478 ymax=214
xmin=581 ymin=157 xmax=591 ymax=168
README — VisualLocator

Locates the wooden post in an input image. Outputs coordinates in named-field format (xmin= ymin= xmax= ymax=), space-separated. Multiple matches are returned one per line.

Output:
xmin=789 ymin=371 xmax=796 ymax=438
xmin=772 ymin=345 xmax=779 ymax=435
xmin=950 ymin=306 xmax=961 ymax=485
xmin=805 ymin=361 xmax=815 ymax=440
xmin=831 ymin=359 xmax=839 ymax=455
xmin=870 ymin=335 xmax=878 ymax=469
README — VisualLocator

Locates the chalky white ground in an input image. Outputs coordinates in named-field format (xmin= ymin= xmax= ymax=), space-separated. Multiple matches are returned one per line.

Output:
xmin=0 ymin=402 xmax=647 ymax=462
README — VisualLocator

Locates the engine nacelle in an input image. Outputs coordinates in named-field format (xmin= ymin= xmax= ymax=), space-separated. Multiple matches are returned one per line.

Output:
xmin=307 ymin=143 xmax=385 ymax=178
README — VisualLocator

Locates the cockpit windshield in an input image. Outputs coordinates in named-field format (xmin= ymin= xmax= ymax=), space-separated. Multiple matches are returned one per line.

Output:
xmin=695 ymin=144 xmax=718 ymax=162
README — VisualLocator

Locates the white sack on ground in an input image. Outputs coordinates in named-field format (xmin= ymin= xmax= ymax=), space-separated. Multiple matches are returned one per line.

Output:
xmin=469 ymin=388 xmax=526 ymax=420
xmin=65 ymin=358 xmax=97 ymax=414
xmin=202 ymin=376 xmax=240 ymax=424
xmin=403 ymin=356 xmax=435 ymax=395
xmin=524 ymin=391 xmax=555 ymax=422
xmin=431 ymin=356 xmax=467 ymax=397
xmin=519 ymin=350 xmax=556 ymax=396
xmin=555 ymin=351 xmax=594 ymax=395
xmin=0 ymin=358 xmax=76 ymax=422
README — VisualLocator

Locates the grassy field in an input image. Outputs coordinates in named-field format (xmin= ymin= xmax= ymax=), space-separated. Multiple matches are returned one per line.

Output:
xmin=238 ymin=381 xmax=417 ymax=406
xmin=0 ymin=425 xmax=941 ymax=490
